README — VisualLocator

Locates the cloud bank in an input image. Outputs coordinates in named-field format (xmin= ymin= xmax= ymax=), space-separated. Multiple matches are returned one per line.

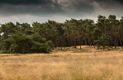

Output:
xmin=0 ymin=0 xmax=123 ymax=23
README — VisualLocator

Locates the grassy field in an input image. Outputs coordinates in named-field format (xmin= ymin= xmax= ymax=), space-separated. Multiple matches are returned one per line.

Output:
xmin=0 ymin=46 xmax=123 ymax=80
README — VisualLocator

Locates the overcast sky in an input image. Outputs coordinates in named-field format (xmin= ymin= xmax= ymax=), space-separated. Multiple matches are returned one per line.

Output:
xmin=0 ymin=0 xmax=123 ymax=23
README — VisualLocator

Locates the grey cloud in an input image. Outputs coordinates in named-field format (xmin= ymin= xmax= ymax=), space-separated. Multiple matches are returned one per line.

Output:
xmin=0 ymin=0 xmax=123 ymax=23
xmin=0 ymin=0 xmax=51 ymax=5
xmin=0 ymin=0 xmax=96 ymax=16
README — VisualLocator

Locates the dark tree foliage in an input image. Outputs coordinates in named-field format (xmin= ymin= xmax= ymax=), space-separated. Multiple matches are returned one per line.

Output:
xmin=0 ymin=15 xmax=123 ymax=53
xmin=0 ymin=23 xmax=53 ymax=53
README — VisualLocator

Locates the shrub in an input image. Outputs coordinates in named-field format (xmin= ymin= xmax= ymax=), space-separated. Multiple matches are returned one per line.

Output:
xmin=0 ymin=32 xmax=53 ymax=53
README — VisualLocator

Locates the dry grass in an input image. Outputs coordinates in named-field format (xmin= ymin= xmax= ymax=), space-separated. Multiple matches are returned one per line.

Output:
xmin=0 ymin=46 xmax=123 ymax=80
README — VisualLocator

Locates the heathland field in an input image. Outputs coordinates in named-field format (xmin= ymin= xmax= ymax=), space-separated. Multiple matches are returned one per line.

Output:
xmin=0 ymin=46 xmax=123 ymax=80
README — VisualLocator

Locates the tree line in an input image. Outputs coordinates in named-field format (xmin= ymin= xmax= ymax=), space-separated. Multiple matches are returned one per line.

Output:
xmin=0 ymin=15 xmax=123 ymax=53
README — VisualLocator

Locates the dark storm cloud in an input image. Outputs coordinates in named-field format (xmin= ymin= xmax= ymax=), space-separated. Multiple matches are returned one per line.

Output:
xmin=0 ymin=0 xmax=123 ymax=23
xmin=94 ymin=0 xmax=123 ymax=10
xmin=0 ymin=0 xmax=123 ymax=14
xmin=114 ymin=0 xmax=123 ymax=3
xmin=0 ymin=0 xmax=51 ymax=5
xmin=0 ymin=0 xmax=96 ymax=15
xmin=96 ymin=0 xmax=123 ymax=3
xmin=95 ymin=0 xmax=123 ymax=5
xmin=0 ymin=0 xmax=63 ymax=15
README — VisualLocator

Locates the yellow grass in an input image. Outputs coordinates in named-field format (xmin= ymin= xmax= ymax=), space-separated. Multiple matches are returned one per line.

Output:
xmin=0 ymin=46 xmax=123 ymax=80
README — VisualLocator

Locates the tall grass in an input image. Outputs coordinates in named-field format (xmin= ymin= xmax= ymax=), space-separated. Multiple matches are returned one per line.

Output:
xmin=0 ymin=47 xmax=123 ymax=80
